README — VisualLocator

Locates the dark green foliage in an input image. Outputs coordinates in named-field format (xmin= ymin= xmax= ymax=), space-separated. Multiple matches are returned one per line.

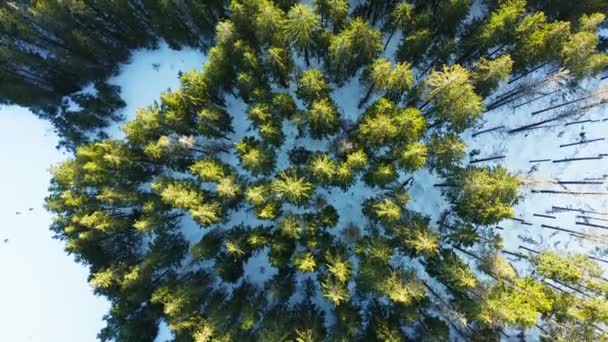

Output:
xmin=306 ymin=98 xmax=341 ymax=138
xmin=447 ymin=166 xmax=520 ymax=225
xmin=39 ymin=2 xmax=608 ymax=341
xmin=413 ymin=316 xmax=450 ymax=342
xmin=365 ymin=161 xmax=398 ymax=187
xmin=426 ymin=249 xmax=477 ymax=292
xmin=0 ymin=0 xmax=226 ymax=149
xmin=528 ymin=0 xmax=608 ymax=22
xmin=296 ymin=69 xmax=331 ymax=104
xmin=427 ymin=133 xmax=466 ymax=175
xmin=235 ymin=137 xmax=277 ymax=175
xmin=54 ymin=82 xmax=125 ymax=149
xmin=328 ymin=18 xmax=383 ymax=82
xmin=356 ymin=98 xmax=426 ymax=148
xmin=425 ymin=64 xmax=484 ymax=132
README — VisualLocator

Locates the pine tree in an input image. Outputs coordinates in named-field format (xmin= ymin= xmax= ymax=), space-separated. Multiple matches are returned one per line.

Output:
xmin=324 ymin=251 xmax=352 ymax=283
xmin=279 ymin=213 xmax=304 ymax=240
xmin=198 ymin=107 xmax=233 ymax=138
xmin=513 ymin=12 xmax=571 ymax=69
xmin=403 ymin=226 xmax=439 ymax=258
xmin=479 ymin=254 xmax=517 ymax=280
xmin=347 ymin=17 xmax=383 ymax=67
xmin=269 ymin=234 xmax=296 ymax=269
xmin=314 ymin=0 xmax=349 ymax=32
xmin=245 ymin=183 xmax=271 ymax=207
xmin=321 ymin=278 xmax=350 ymax=305
xmin=425 ymin=64 xmax=484 ymax=132
xmin=358 ymin=99 xmax=400 ymax=146
xmin=306 ymin=153 xmax=336 ymax=185
xmin=190 ymin=157 xmax=229 ymax=182
xmin=426 ymin=249 xmax=477 ymax=291
xmin=561 ymin=27 xmax=608 ymax=79
xmin=363 ymin=196 xmax=402 ymax=223
xmin=472 ymin=55 xmax=514 ymax=97
xmin=478 ymin=277 xmax=552 ymax=327
xmin=478 ymin=0 xmax=526 ymax=49
xmin=393 ymin=142 xmax=427 ymax=172
xmin=294 ymin=251 xmax=317 ymax=272
xmin=360 ymin=58 xmax=414 ymax=105
xmin=413 ymin=316 xmax=450 ymax=342
xmin=272 ymin=168 xmax=315 ymax=205
xmin=447 ymin=166 xmax=520 ymax=225
xmin=285 ymin=4 xmax=321 ymax=65
xmin=385 ymin=3 xmax=413 ymax=47
xmin=334 ymin=162 xmax=356 ymax=189
xmin=435 ymin=0 xmax=472 ymax=36
xmin=254 ymin=0 xmax=286 ymax=45
xmin=306 ymin=98 xmax=341 ymax=138
xmin=235 ymin=137 xmax=277 ymax=175
xmin=380 ymin=269 xmax=427 ymax=305
xmin=365 ymin=161 xmax=398 ymax=187
xmin=191 ymin=229 xmax=224 ymax=260
xmin=271 ymin=92 xmax=298 ymax=119
xmin=397 ymin=28 xmax=433 ymax=65
xmin=328 ymin=18 xmax=383 ymax=82
xmin=427 ymin=133 xmax=466 ymax=175
xmin=317 ymin=204 xmax=339 ymax=229
xmin=533 ymin=252 xmax=608 ymax=293
xmin=357 ymin=98 xmax=426 ymax=147
xmin=296 ymin=69 xmax=331 ymax=105
xmin=152 ymin=179 xmax=223 ymax=227
xmin=578 ymin=13 xmax=606 ymax=33
xmin=266 ymin=46 xmax=294 ymax=87
xmin=216 ymin=176 xmax=242 ymax=202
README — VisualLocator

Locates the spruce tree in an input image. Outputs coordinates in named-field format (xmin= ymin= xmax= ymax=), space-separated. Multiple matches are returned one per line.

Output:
xmin=472 ymin=55 xmax=514 ymax=97
xmin=447 ymin=166 xmax=519 ymax=225
xmin=478 ymin=277 xmax=552 ymax=327
xmin=425 ymin=64 xmax=484 ymax=132
xmin=296 ymin=69 xmax=332 ymax=104
xmin=329 ymin=18 xmax=383 ymax=82
xmin=427 ymin=133 xmax=466 ymax=175
xmin=272 ymin=168 xmax=315 ymax=205
xmin=314 ymin=0 xmax=349 ymax=32
xmin=235 ymin=137 xmax=277 ymax=175
xmin=285 ymin=4 xmax=321 ymax=65
xmin=307 ymin=98 xmax=341 ymax=138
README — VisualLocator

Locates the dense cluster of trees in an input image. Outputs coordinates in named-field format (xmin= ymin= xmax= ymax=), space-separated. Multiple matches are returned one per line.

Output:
xmin=40 ymin=0 xmax=608 ymax=341
xmin=0 ymin=0 xmax=226 ymax=148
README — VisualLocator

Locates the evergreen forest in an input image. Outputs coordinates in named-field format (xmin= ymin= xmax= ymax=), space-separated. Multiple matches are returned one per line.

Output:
xmin=4 ymin=0 xmax=608 ymax=340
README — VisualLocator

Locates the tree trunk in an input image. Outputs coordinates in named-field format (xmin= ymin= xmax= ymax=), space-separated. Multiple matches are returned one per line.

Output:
xmin=358 ymin=82 xmax=376 ymax=109
xmin=383 ymin=30 xmax=395 ymax=51
xmin=508 ymin=62 xmax=550 ymax=85
xmin=304 ymin=48 xmax=310 ymax=67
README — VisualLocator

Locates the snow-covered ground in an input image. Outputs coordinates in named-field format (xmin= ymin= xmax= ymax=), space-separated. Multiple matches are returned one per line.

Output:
xmin=106 ymin=41 xmax=208 ymax=139
xmin=463 ymin=70 xmax=608 ymax=274
xmin=0 ymin=42 xmax=207 ymax=342
xmin=101 ymin=41 xmax=208 ymax=342
xmin=0 ymin=106 xmax=110 ymax=342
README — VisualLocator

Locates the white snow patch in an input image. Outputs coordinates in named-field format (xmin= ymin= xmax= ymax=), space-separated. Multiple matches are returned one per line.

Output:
xmin=243 ymin=247 xmax=279 ymax=288
xmin=462 ymin=70 xmax=608 ymax=276
xmin=107 ymin=41 xmax=208 ymax=139
xmin=153 ymin=319 xmax=174 ymax=342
